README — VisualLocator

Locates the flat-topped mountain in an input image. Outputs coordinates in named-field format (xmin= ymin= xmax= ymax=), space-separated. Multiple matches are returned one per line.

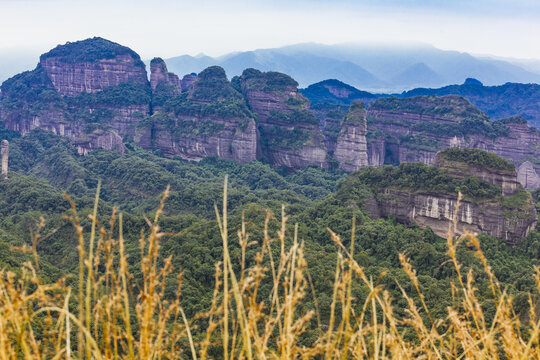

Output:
xmin=40 ymin=37 xmax=148 ymax=96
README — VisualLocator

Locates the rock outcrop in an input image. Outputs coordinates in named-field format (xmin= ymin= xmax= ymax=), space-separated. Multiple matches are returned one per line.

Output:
xmin=518 ymin=161 xmax=540 ymax=189
xmin=0 ymin=38 xmax=151 ymax=153
xmin=181 ymin=73 xmax=197 ymax=92
xmin=137 ymin=66 xmax=258 ymax=163
xmin=341 ymin=148 xmax=537 ymax=244
xmin=374 ymin=189 xmax=535 ymax=244
xmin=150 ymin=58 xmax=181 ymax=93
xmin=366 ymin=96 xmax=540 ymax=188
xmin=237 ymin=68 xmax=327 ymax=169
xmin=1 ymin=140 xmax=8 ymax=181
xmin=334 ymin=101 xmax=369 ymax=172
xmin=40 ymin=37 xmax=148 ymax=97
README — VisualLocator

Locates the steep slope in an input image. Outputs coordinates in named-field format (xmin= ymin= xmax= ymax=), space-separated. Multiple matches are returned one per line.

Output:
xmin=340 ymin=148 xmax=537 ymax=244
xmin=334 ymin=101 xmax=369 ymax=172
xmin=0 ymin=37 xmax=155 ymax=154
xmin=137 ymin=66 xmax=258 ymax=163
xmin=40 ymin=37 xmax=148 ymax=96
xmin=366 ymin=96 xmax=540 ymax=188
xmin=235 ymin=68 xmax=328 ymax=169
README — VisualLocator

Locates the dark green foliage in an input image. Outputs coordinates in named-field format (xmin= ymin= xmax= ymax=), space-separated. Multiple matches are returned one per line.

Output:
xmin=343 ymin=100 xmax=366 ymax=124
xmin=500 ymin=189 xmax=533 ymax=209
xmin=438 ymin=148 xmax=516 ymax=172
xmin=267 ymin=110 xmax=319 ymax=126
xmin=339 ymin=162 xmax=501 ymax=201
xmin=40 ymin=37 xmax=145 ymax=67
xmin=0 ymin=64 xmax=65 ymax=111
xmin=69 ymin=81 xmax=151 ymax=107
xmin=370 ymin=95 xmax=489 ymax=122
xmin=238 ymin=68 xmax=298 ymax=92
xmin=260 ymin=125 xmax=312 ymax=150
xmin=0 ymin=127 xmax=539 ymax=322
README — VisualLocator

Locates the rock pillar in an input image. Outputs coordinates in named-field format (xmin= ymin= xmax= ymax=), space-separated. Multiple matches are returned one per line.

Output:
xmin=1 ymin=140 xmax=8 ymax=181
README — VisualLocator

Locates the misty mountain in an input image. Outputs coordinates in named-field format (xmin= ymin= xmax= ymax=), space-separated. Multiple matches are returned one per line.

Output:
xmin=163 ymin=43 xmax=540 ymax=92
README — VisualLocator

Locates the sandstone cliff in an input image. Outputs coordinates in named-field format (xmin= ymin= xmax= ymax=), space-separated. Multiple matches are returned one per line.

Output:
xmin=150 ymin=58 xmax=181 ymax=93
xmin=334 ymin=101 xmax=369 ymax=172
xmin=40 ymin=37 xmax=148 ymax=97
xmin=339 ymin=149 xmax=537 ymax=244
xmin=236 ymin=68 xmax=327 ymax=169
xmin=137 ymin=66 xmax=257 ymax=163
xmin=366 ymin=96 xmax=540 ymax=188
xmin=0 ymin=38 xmax=153 ymax=153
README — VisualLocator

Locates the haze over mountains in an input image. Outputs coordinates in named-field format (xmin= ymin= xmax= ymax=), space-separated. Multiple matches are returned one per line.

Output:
xmin=161 ymin=43 xmax=540 ymax=92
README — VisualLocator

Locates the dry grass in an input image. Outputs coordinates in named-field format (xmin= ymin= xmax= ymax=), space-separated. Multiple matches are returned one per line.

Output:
xmin=1 ymin=181 xmax=540 ymax=359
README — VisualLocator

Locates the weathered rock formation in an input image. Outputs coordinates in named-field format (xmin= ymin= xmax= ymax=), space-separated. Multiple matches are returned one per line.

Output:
xmin=137 ymin=66 xmax=258 ymax=163
xmin=366 ymin=96 xmax=540 ymax=188
xmin=1 ymin=140 xmax=8 ymax=181
xmin=40 ymin=37 xmax=148 ymax=97
xmin=373 ymin=189 xmax=535 ymax=244
xmin=150 ymin=58 xmax=181 ymax=93
xmin=334 ymin=101 xmax=369 ymax=172
xmin=342 ymin=148 xmax=537 ymax=243
xmin=518 ymin=162 xmax=540 ymax=189
xmin=237 ymin=68 xmax=327 ymax=169
xmin=181 ymin=73 xmax=197 ymax=92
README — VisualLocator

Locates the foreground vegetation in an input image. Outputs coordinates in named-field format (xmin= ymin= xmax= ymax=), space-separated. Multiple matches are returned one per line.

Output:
xmin=2 ymin=182 xmax=540 ymax=358
xmin=2 ymin=129 xmax=540 ymax=357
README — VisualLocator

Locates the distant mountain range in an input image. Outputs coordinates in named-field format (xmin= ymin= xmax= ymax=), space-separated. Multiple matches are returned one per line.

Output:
xmin=160 ymin=43 xmax=540 ymax=92
xmin=300 ymin=78 xmax=540 ymax=129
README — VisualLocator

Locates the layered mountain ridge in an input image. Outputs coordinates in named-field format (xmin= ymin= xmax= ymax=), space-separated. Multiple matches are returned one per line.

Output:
xmin=2 ymin=37 xmax=540 ymax=192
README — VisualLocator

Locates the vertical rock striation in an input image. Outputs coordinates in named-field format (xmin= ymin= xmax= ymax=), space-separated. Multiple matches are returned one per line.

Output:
xmin=334 ymin=101 xmax=369 ymax=171
xmin=40 ymin=37 xmax=148 ymax=97
xmin=150 ymin=58 xmax=181 ymax=93
xmin=366 ymin=96 xmax=540 ymax=188
xmin=139 ymin=66 xmax=258 ymax=163
xmin=1 ymin=140 xmax=8 ymax=181
xmin=237 ymin=68 xmax=327 ymax=169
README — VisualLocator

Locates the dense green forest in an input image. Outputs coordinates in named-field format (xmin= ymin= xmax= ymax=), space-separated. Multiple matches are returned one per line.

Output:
xmin=1 ymin=125 xmax=540 ymax=322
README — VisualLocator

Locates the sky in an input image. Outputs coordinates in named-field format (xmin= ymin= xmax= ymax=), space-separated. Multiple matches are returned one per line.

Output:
xmin=0 ymin=0 xmax=539 ymax=60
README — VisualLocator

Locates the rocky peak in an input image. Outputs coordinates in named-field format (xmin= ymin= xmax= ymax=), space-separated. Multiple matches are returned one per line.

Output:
xmin=150 ymin=57 xmax=181 ymax=93
xmin=39 ymin=37 xmax=148 ymax=96
xmin=187 ymin=66 xmax=242 ymax=105
xmin=237 ymin=68 xmax=328 ymax=169
xmin=181 ymin=73 xmax=197 ymax=92
xmin=334 ymin=101 xmax=369 ymax=171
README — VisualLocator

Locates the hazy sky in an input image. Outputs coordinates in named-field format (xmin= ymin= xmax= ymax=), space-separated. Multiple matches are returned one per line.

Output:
xmin=1 ymin=0 xmax=539 ymax=60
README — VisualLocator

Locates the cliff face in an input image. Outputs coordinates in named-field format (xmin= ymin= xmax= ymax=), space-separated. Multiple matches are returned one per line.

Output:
xmin=150 ymin=58 xmax=181 ymax=93
xmin=137 ymin=66 xmax=258 ymax=163
xmin=334 ymin=101 xmax=369 ymax=172
xmin=0 ymin=38 xmax=152 ymax=154
xmin=374 ymin=189 xmax=536 ymax=243
xmin=40 ymin=38 xmax=147 ymax=97
xmin=518 ymin=162 xmax=540 ymax=189
xmin=340 ymin=149 xmax=537 ymax=244
xmin=366 ymin=96 xmax=540 ymax=188
xmin=237 ymin=68 xmax=327 ymax=169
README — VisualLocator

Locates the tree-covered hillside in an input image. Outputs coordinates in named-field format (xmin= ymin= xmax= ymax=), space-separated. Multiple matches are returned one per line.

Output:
xmin=1 ymin=127 xmax=540 ymax=321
